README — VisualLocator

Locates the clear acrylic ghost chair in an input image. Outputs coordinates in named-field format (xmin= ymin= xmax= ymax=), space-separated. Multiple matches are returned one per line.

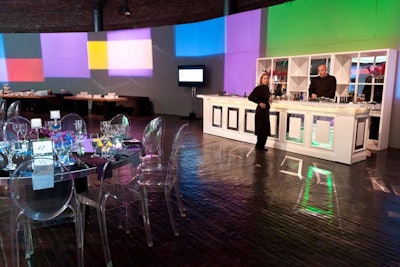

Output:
xmin=60 ymin=113 xmax=86 ymax=134
xmin=109 ymin=113 xmax=131 ymax=137
xmin=9 ymin=157 xmax=84 ymax=267
xmin=77 ymin=159 xmax=117 ymax=267
xmin=6 ymin=100 xmax=21 ymax=121
xmin=141 ymin=117 xmax=165 ymax=170
xmin=136 ymin=123 xmax=189 ymax=247
xmin=0 ymin=99 xmax=7 ymax=122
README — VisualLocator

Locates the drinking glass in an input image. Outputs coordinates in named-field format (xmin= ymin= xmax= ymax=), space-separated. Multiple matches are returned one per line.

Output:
xmin=19 ymin=123 xmax=28 ymax=141
xmin=2 ymin=140 xmax=17 ymax=170
xmin=44 ymin=120 xmax=53 ymax=131
xmin=100 ymin=120 xmax=111 ymax=135
xmin=100 ymin=133 xmax=111 ymax=158
xmin=52 ymin=139 xmax=64 ymax=162
xmin=74 ymin=120 xmax=84 ymax=136
xmin=12 ymin=122 xmax=21 ymax=140
xmin=90 ymin=133 xmax=100 ymax=158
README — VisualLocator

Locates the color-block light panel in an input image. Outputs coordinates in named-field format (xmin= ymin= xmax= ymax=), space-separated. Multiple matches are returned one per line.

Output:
xmin=0 ymin=34 xmax=8 ymax=82
xmin=224 ymin=9 xmax=262 ymax=95
xmin=175 ymin=17 xmax=225 ymax=57
xmin=41 ymin=32 xmax=90 ymax=78
xmin=2 ymin=33 xmax=44 ymax=82
xmin=6 ymin=58 xmax=44 ymax=82
xmin=106 ymin=28 xmax=153 ymax=77
xmin=87 ymin=41 xmax=108 ymax=70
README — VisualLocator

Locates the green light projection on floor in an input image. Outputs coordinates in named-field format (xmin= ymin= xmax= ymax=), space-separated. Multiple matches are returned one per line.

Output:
xmin=300 ymin=166 xmax=333 ymax=218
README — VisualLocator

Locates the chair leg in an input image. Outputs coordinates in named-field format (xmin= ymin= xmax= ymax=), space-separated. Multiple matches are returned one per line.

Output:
xmin=23 ymin=218 xmax=34 ymax=259
xmin=124 ymin=195 xmax=130 ymax=234
xmin=74 ymin=203 xmax=85 ymax=267
xmin=165 ymin=190 xmax=179 ymax=237
xmin=99 ymin=195 xmax=114 ymax=267
xmin=173 ymin=183 xmax=186 ymax=217
xmin=139 ymin=187 xmax=153 ymax=247
xmin=10 ymin=212 xmax=20 ymax=267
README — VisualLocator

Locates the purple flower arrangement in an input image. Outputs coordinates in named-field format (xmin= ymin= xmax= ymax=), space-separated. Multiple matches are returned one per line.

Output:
xmin=26 ymin=128 xmax=75 ymax=144
xmin=27 ymin=127 xmax=53 ymax=139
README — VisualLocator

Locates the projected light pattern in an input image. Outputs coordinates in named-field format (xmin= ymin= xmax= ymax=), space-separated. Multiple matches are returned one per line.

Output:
xmin=1 ymin=34 xmax=44 ymax=82
xmin=224 ymin=9 xmax=261 ymax=94
xmin=41 ymin=32 xmax=90 ymax=78
xmin=87 ymin=41 xmax=108 ymax=70
xmin=1 ymin=28 xmax=154 ymax=82
xmin=300 ymin=166 xmax=334 ymax=218
xmin=0 ymin=34 xmax=7 ymax=82
xmin=175 ymin=17 xmax=225 ymax=57
xmin=6 ymin=58 xmax=44 ymax=82
xmin=175 ymin=9 xmax=262 ymax=94
xmin=396 ymin=59 xmax=400 ymax=99
xmin=267 ymin=0 xmax=400 ymax=56
xmin=106 ymin=28 xmax=153 ymax=76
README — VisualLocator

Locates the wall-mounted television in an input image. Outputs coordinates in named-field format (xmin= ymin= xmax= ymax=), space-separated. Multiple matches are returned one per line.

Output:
xmin=178 ymin=65 xmax=205 ymax=87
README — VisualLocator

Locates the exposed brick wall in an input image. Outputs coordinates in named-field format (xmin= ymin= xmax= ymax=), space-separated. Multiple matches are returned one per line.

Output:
xmin=0 ymin=0 xmax=293 ymax=33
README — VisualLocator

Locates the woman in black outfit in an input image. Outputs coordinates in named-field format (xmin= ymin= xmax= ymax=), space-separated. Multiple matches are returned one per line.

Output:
xmin=248 ymin=72 xmax=271 ymax=152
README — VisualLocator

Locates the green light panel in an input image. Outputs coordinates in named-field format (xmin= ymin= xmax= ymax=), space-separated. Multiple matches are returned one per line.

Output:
xmin=267 ymin=0 xmax=400 ymax=56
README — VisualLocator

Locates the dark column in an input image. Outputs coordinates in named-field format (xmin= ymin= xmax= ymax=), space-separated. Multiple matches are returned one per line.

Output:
xmin=93 ymin=0 xmax=104 ymax=32
xmin=224 ymin=0 xmax=237 ymax=16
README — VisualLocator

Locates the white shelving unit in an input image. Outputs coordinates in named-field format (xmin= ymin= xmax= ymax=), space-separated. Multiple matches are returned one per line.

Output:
xmin=256 ymin=49 xmax=398 ymax=151
xmin=256 ymin=57 xmax=288 ymax=96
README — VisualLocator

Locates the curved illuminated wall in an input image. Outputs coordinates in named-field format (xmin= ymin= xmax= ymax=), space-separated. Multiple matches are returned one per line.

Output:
xmin=0 ymin=0 xmax=399 ymax=142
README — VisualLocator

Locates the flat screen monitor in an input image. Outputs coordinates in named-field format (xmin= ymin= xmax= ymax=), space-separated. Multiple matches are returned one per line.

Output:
xmin=178 ymin=65 xmax=205 ymax=87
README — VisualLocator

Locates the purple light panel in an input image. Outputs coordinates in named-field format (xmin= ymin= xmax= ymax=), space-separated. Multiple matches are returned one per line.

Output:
xmin=224 ymin=10 xmax=261 ymax=95
xmin=0 ymin=34 xmax=7 ymax=82
xmin=40 ymin=32 xmax=90 ymax=78
xmin=107 ymin=29 xmax=153 ymax=77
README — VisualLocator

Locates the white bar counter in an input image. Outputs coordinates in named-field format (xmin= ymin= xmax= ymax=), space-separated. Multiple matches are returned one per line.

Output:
xmin=197 ymin=94 xmax=370 ymax=165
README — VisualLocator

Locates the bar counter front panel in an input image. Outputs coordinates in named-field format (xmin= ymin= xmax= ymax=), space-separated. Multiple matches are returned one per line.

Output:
xmin=197 ymin=94 xmax=370 ymax=165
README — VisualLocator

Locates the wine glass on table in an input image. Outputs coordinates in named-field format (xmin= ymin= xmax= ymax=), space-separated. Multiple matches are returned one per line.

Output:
xmin=2 ymin=140 xmax=17 ymax=170
xmin=89 ymin=133 xmax=100 ymax=158
xmin=100 ymin=121 xmax=111 ymax=136
xmin=100 ymin=133 xmax=111 ymax=158
xmin=74 ymin=120 xmax=85 ymax=155
xmin=74 ymin=120 xmax=84 ymax=137
xmin=100 ymin=121 xmax=111 ymax=158
xmin=12 ymin=122 xmax=21 ymax=140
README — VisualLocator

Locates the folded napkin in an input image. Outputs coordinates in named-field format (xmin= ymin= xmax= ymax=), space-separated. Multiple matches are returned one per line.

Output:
xmin=32 ymin=163 xmax=55 ymax=190
xmin=83 ymin=157 xmax=113 ymax=180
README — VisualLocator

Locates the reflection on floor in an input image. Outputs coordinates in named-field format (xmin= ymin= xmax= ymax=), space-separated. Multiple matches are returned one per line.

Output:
xmin=1 ymin=113 xmax=400 ymax=266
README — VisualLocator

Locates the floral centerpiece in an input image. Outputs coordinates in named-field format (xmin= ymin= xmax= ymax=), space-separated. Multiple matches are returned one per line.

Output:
xmin=27 ymin=127 xmax=52 ymax=140
xmin=26 ymin=129 xmax=77 ymax=164
xmin=51 ymin=131 xmax=77 ymax=165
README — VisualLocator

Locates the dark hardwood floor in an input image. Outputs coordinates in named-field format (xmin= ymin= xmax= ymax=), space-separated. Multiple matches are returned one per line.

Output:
xmin=1 ymin=112 xmax=400 ymax=266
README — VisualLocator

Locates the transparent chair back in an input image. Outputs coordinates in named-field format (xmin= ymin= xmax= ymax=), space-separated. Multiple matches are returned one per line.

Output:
xmin=6 ymin=100 xmax=21 ymax=121
xmin=109 ymin=113 xmax=131 ymax=137
xmin=137 ymin=123 xmax=189 ymax=247
xmin=3 ymin=116 xmax=31 ymax=141
xmin=0 ymin=99 xmax=7 ymax=122
xmin=60 ymin=113 xmax=86 ymax=134
xmin=141 ymin=117 xmax=165 ymax=167
xmin=9 ymin=157 xmax=83 ymax=266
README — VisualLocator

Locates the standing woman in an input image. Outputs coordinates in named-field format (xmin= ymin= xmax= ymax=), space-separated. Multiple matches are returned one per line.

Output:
xmin=248 ymin=72 xmax=271 ymax=152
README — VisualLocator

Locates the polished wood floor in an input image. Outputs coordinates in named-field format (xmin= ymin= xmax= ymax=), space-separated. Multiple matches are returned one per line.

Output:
xmin=1 ymin=112 xmax=400 ymax=266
